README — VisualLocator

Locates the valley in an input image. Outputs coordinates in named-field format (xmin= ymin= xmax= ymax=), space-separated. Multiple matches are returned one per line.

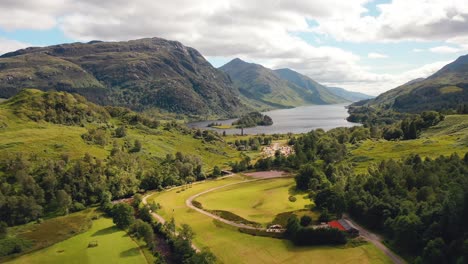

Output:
xmin=0 ymin=25 xmax=467 ymax=264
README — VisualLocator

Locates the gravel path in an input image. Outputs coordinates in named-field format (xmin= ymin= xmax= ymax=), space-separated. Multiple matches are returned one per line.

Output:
xmin=343 ymin=215 xmax=406 ymax=264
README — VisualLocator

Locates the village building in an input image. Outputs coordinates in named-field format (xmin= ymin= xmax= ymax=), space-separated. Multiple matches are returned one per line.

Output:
xmin=328 ymin=219 xmax=359 ymax=235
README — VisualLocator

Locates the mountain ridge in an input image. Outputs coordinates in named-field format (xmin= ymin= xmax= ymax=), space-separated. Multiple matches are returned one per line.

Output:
xmin=220 ymin=58 xmax=348 ymax=108
xmin=0 ymin=37 xmax=247 ymax=118
xmin=353 ymin=54 xmax=468 ymax=113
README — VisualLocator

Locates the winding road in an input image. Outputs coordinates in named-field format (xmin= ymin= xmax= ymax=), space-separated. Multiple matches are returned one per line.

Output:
xmin=143 ymin=173 xmax=405 ymax=264
xmin=343 ymin=215 xmax=406 ymax=264
xmin=185 ymin=179 xmax=266 ymax=230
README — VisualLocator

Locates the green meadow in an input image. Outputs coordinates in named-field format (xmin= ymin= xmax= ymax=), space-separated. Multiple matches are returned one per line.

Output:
xmin=6 ymin=217 xmax=148 ymax=264
xmin=148 ymin=176 xmax=392 ymax=264
xmin=196 ymin=177 xmax=310 ymax=225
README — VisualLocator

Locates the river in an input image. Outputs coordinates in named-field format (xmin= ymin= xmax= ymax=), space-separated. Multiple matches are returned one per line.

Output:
xmin=187 ymin=104 xmax=360 ymax=135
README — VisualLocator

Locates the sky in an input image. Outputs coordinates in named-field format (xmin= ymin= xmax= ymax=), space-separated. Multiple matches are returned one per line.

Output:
xmin=1 ymin=0 xmax=467 ymax=95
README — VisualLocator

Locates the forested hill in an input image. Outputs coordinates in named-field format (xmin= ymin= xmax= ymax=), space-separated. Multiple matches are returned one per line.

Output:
xmin=352 ymin=54 xmax=468 ymax=113
xmin=219 ymin=58 xmax=348 ymax=109
xmin=0 ymin=89 xmax=243 ymax=227
xmin=0 ymin=37 xmax=246 ymax=118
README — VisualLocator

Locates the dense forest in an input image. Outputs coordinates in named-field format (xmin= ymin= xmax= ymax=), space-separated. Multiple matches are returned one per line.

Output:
xmin=346 ymin=154 xmax=468 ymax=263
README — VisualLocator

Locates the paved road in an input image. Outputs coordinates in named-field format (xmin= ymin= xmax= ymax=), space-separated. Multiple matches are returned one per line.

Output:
xmin=343 ymin=215 xmax=406 ymax=264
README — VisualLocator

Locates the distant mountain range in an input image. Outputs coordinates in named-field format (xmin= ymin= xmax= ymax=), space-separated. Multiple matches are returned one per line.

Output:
xmin=356 ymin=55 xmax=468 ymax=113
xmin=219 ymin=58 xmax=371 ymax=109
xmin=325 ymin=87 xmax=374 ymax=102
xmin=0 ymin=37 xmax=373 ymax=118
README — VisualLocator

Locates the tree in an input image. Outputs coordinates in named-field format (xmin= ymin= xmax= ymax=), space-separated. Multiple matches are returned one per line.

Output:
xmin=0 ymin=221 xmax=7 ymax=238
xmin=319 ymin=209 xmax=330 ymax=222
xmin=131 ymin=219 xmax=154 ymax=249
xmin=391 ymin=213 xmax=422 ymax=253
xmin=132 ymin=194 xmax=142 ymax=208
xmin=115 ymin=126 xmax=127 ymax=138
xmin=131 ymin=139 xmax=142 ymax=153
xmin=166 ymin=217 xmax=176 ymax=234
xmin=315 ymin=188 xmax=346 ymax=217
xmin=295 ymin=164 xmax=323 ymax=191
xmin=300 ymin=215 xmax=312 ymax=227
xmin=139 ymin=205 xmax=153 ymax=223
xmin=112 ymin=203 xmax=134 ymax=229
xmin=285 ymin=215 xmax=300 ymax=238
xmin=212 ymin=166 xmax=221 ymax=177
xmin=186 ymin=249 xmax=217 ymax=264
xmin=56 ymin=190 xmax=72 ymax=215
xmin=179 ymin=224 xmax=195 ymax=241
xmin=422 ymin=238 xmax=446 ymax=264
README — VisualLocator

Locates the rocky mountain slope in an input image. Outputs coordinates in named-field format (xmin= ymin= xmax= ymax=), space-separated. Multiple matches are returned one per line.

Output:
xmin=0 ymin=38 xmax=245 ymax=118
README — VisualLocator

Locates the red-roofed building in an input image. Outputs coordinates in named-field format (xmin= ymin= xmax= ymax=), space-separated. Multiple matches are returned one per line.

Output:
xmin=328 ymin=220 xmax=346 ymax=231
xmin=328 ymin=219 xmax=359 ymax=235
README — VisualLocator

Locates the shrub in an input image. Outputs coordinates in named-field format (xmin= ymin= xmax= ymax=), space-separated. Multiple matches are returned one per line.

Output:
xmin=288 ymin=196 xmax=297 ymax=202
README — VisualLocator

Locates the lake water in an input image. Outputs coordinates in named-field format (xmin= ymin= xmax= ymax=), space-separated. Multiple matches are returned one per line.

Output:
xmin=188 ymin=104 xmax=360 ymax=135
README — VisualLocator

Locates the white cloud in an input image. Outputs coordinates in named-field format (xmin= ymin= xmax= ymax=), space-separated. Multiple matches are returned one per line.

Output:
xmin=0 ymin=0 xmax=67 ymax=30
xmin=0 ymin=0 xmax=464 ymax=96
xmin=0 ymin=38 xmax=30 ymax=55
xmin=412 ymin=48 xmax=424 ymax=52
xmin=368 ymin=52 xmax=388 ymax=59
xmin=429 ymin=46 xmax=461 ymax=54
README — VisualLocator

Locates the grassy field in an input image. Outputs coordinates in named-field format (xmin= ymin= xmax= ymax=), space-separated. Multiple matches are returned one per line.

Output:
xmin=3 ymin=209 xmax=96 ymax=260
xmin=195 ymin=178 xmax=310 ymax=225
xmin=6 ymin=217 xmax=148 ymax=264
xmin=148 ymin=176 xmax=392 ymax=264
xmin=349 ymin=115 xmax=468 ymax=173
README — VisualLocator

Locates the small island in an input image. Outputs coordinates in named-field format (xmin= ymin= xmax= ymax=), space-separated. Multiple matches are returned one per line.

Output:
xmin=232 ymin=112 xmax=273 ymax=128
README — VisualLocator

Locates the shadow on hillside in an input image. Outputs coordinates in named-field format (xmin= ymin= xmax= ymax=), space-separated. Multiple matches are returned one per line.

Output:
xmin=120 ymin=247 xmax=141 ymax=258
xmin=91 ymin=226 xmax=119 ymax=236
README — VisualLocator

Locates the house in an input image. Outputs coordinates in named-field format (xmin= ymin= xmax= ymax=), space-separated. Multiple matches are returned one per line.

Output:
xmin=328 ymin=219 xmax=359 ymax=235
xmin=266 ymin=224 xmax=284 ymax=233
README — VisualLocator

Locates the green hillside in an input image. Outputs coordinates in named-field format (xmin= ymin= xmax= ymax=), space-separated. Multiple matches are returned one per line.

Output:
xmin=355 ymin=55 xmax=468 ymax=113
xmin=0 ymin=38 xmax=246 ymax=118
xmin=274 ymin=68 xmax=349 ymax=104
xmin=348 ymin=115 xmax=468 ymax=173
xmin=220 ymin=58 xmax=347 ymax=108
xmin=0 ymin=89 xmax=241 ymax=168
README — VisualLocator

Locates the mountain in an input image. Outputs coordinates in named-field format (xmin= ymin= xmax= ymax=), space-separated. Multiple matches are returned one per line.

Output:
xmin=357 ymin=55 xmax=468 ymax=112
xmin=219 ymin=59 xmax=347 ymax=108
xmin=326 ymin=87 xmax=374 ymax=102
xmin=0 ymin=37 xmax=245 ymax=118
xmin=273 ymin=68 xmax=348 ymax=104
